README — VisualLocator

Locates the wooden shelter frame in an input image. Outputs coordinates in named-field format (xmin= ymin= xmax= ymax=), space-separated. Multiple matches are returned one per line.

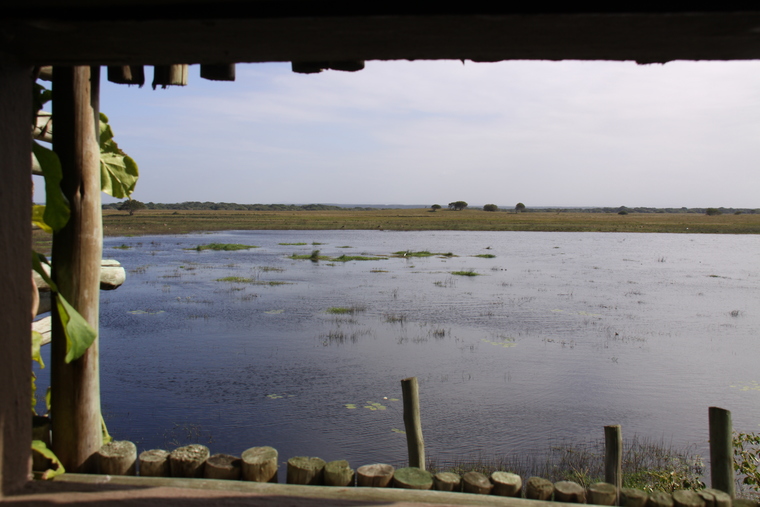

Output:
xmin=2 ymin=3 xmax=760 ymax=495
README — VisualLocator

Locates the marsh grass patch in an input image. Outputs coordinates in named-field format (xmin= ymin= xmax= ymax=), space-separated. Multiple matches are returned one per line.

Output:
xmin=326 ymin=306 xmax=366 ymax=315
xmin=190 ymin=243 xmax=259 ymax=251
xmin=451 ymin=269 xmax=480 ymax=276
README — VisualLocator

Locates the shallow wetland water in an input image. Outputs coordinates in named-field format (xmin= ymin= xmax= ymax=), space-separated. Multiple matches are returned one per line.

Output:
xmin=35 ymin=230 xmax=760 ymax=474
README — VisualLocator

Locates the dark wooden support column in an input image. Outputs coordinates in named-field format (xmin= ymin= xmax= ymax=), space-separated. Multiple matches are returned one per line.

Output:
xmin=0 ymin=65 xmax=33 ymax=497
xmin=51 ymin=65 xmax=103 ymax=473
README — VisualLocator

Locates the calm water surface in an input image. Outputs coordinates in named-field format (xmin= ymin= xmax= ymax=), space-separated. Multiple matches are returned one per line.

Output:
xmin=36 ymin=231 xmax=760 ymax=470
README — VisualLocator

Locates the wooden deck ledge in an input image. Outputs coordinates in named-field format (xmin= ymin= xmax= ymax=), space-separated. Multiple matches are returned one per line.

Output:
xmin=5 ymin=473 xmax=591 ymax=507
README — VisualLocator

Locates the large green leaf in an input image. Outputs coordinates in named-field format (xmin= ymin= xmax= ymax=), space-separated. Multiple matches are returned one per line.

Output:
xmin=56 ymin=293 xmax=97 ymax=363
xmin=32 ymin=331 xmax=45 ymax=368
xmin=33 ymin=141 xmax=70 ymax=231
xmin=31 ymin=440 xmax=65 ymax=480
xmin=32 ymin=251 xmax=57 ymax=292
xmin=99 ymin=113 xmax=139 ymax=198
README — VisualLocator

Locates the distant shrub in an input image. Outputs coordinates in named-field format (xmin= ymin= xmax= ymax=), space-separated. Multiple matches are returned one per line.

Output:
xmin=706 ymin=208 xmax=722 ymax=216
xmin=618 ymin=210 xmax=628 ymax=215
xmin=483 ymin=204 xmax=499 ymax=212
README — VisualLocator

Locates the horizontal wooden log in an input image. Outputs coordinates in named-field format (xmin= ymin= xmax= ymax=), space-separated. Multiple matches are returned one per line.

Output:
xmin=34 ymin=259 xmax=126 ymax=294
xmin=526 ymin=476 xmax=554 ymax=500
xmin=324 ymin=460 xmax=354 ymax=487
xmin=433 ymin=472 xmax=461 ymax=492
xmin=393 ymin=467 xmax=433 ymax=490
xmin=648 ymin=491 xmax=675 ymax=507
xmin=241 ymin=446 xmax=278 ymax=483
xmin=462 ymin=471 xmax=492 ymax=495
xmin=621 ymin=487 xmax=649 ymax=507
xmin=97 ymin=440 xmax=137 ymax=476
xmin=588 ymin=482 xmax=617 ymax=506
xmin=200 ymin=64 xmax=235 ymax=81
xmin=286 ymin=456 xmax=325 ymax=485
xmin=139 ymin=449 xmax=170 ymax=477
xmin=169 ymin=444 xmax=209 ymax=478
xmin=555 ymin=480 xmax=586 ymax=503
xmin=204 ymin=453 xmax=241 ymax=480
xmin=357 ymin=464 xmax=394 ymax=487
xmin=491 ymin=472 xmax=521 ymax=497
xmin=672 ymin=490 xmax=705 ymax=507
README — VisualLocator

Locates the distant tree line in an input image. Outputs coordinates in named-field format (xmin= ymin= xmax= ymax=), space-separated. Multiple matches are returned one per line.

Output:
xmin=103 ymin=201 xmax=373 ymax=212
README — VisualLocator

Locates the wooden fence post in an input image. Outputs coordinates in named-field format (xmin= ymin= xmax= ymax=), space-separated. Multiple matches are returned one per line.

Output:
xmin=51 ymin=65 xmax=103 ymax=473
xmin=605 ymin=424 xmax=623 ymax=505
xmin=401 ymin=377 xmax=425 ymax=469
xmin=708 ymin=407 xmax=734 ymax=497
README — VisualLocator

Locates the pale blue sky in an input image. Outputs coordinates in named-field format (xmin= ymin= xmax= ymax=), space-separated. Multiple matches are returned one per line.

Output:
xmin=50 ymin=59 xmax=760 ymax=207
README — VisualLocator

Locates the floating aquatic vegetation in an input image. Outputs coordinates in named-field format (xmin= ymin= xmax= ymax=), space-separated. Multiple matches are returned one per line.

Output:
xmin=730 ymin=381 xmax=760 ymax=392
xmin=474 ymin=254 xmax=496 ymax=258
xmin=391 ymin=428 xmax=406 ymax=434
xmin=266 ymin=393 xmax=294 ymax=400
xmin=279 ymin=242 xmax=307 ymax=245
xmin=128 ymin=309 xmax=165 ymax=315
xmin=264 ymin=309 xmax=285 ymax=314
xmin=451 ymin=270 xmax=479 ymax=276
xmin=482 ymin=337 xmax=516 ymax=348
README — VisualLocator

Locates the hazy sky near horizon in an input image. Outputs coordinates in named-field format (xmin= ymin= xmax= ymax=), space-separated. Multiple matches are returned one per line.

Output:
xmin=67 ymin=59 xmax=760 ymax=208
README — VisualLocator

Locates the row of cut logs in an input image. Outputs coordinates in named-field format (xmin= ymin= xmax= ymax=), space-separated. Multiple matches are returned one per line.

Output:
xmin=92 ymin=441 xmax=758 ymax=507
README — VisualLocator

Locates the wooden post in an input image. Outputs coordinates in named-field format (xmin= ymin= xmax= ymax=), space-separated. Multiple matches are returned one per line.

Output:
xmin=152 ymin=65 xmax=188 ymax=89
xmin=491 ymin=472 xmax=522 ymax=497
xmin=393 ymin=467 xmax=433 ymax=490
xmin=107 ymin=66 xmax=145 ymax=86
xmin=204 ymin=453 xmax=241 ymax=480
xmin=356 ymin=464 xmax=394 ymax=487
xmin=589 ymin=482 xmax=618 ymax=505
xmin=463 ymin=471 xmax=493 ymax=495
xmin=433 ymin=472 xmax=461 ymax=492
xmin=401 ymin=377 xmax=425 ymax=469
xmin=0 ymin=64 xmax=33 ymax=495
xmin=324 ymin=460 xmax=354 ymax=487
xmin=286 ymin=456 xmax=325 ymax=485
xmin=241 ymin=446 xmax=278 ymax=483
xmin=621 ymin=488 xmax=649 ymax=507
xmin=555 ymin=481 xmax=586 ymax=503
xmin=96 ymin=440 xmax=137 ymax=475
xmin=605 ymin=424 xmax=623 ymax=505
xmin=51 ymin=65 xmax=103 ymax=473
xmin=708 ymin=407 xmax=734 ymax=498
xmin=169 ymin=444 xmax=209 ymax=478
xmin=200 ymin=64 xmax=236 ymax=81
xmin=139 ymin=449 xmax=170 ymax=477
xmin=526 ymin=477 xmax=554 ymax=500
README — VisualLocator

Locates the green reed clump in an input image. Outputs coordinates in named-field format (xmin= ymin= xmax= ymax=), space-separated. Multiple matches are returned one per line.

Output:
xmin=474 ymin=254 xmax=496 ymax=258
xmin=326 ymin=306 xmax=366 ymax=315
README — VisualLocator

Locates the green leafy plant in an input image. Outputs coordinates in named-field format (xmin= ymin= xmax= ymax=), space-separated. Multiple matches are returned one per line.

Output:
xmin=734 ymin=431 xmax=760 ymax=492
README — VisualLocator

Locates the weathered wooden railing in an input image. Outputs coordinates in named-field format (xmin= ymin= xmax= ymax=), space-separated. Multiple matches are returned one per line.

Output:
xmin=34 ymin=378 xmax=756 ymax=506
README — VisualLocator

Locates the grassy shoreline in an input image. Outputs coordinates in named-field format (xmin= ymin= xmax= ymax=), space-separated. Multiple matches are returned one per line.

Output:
xmin=32 ymin=208 xmax=760 ymax=253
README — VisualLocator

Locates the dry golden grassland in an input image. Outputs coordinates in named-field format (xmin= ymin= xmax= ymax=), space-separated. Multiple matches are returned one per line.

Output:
xmin=32 ymin=208 xmax=760 ymax=253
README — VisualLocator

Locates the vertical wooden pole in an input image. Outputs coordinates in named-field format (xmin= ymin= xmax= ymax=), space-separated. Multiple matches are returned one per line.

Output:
xmin=605 ymin=425 xmax=623 ymax=506
xmin=709 ymin=407 xmax=734 ymax=497
xmin=0 ymin=64 xmax=33 ymax=496
xmin=401 ymin=377 xmax=425 ymax=469
xmin=51 ymin=65 xmax=103 ymax=473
